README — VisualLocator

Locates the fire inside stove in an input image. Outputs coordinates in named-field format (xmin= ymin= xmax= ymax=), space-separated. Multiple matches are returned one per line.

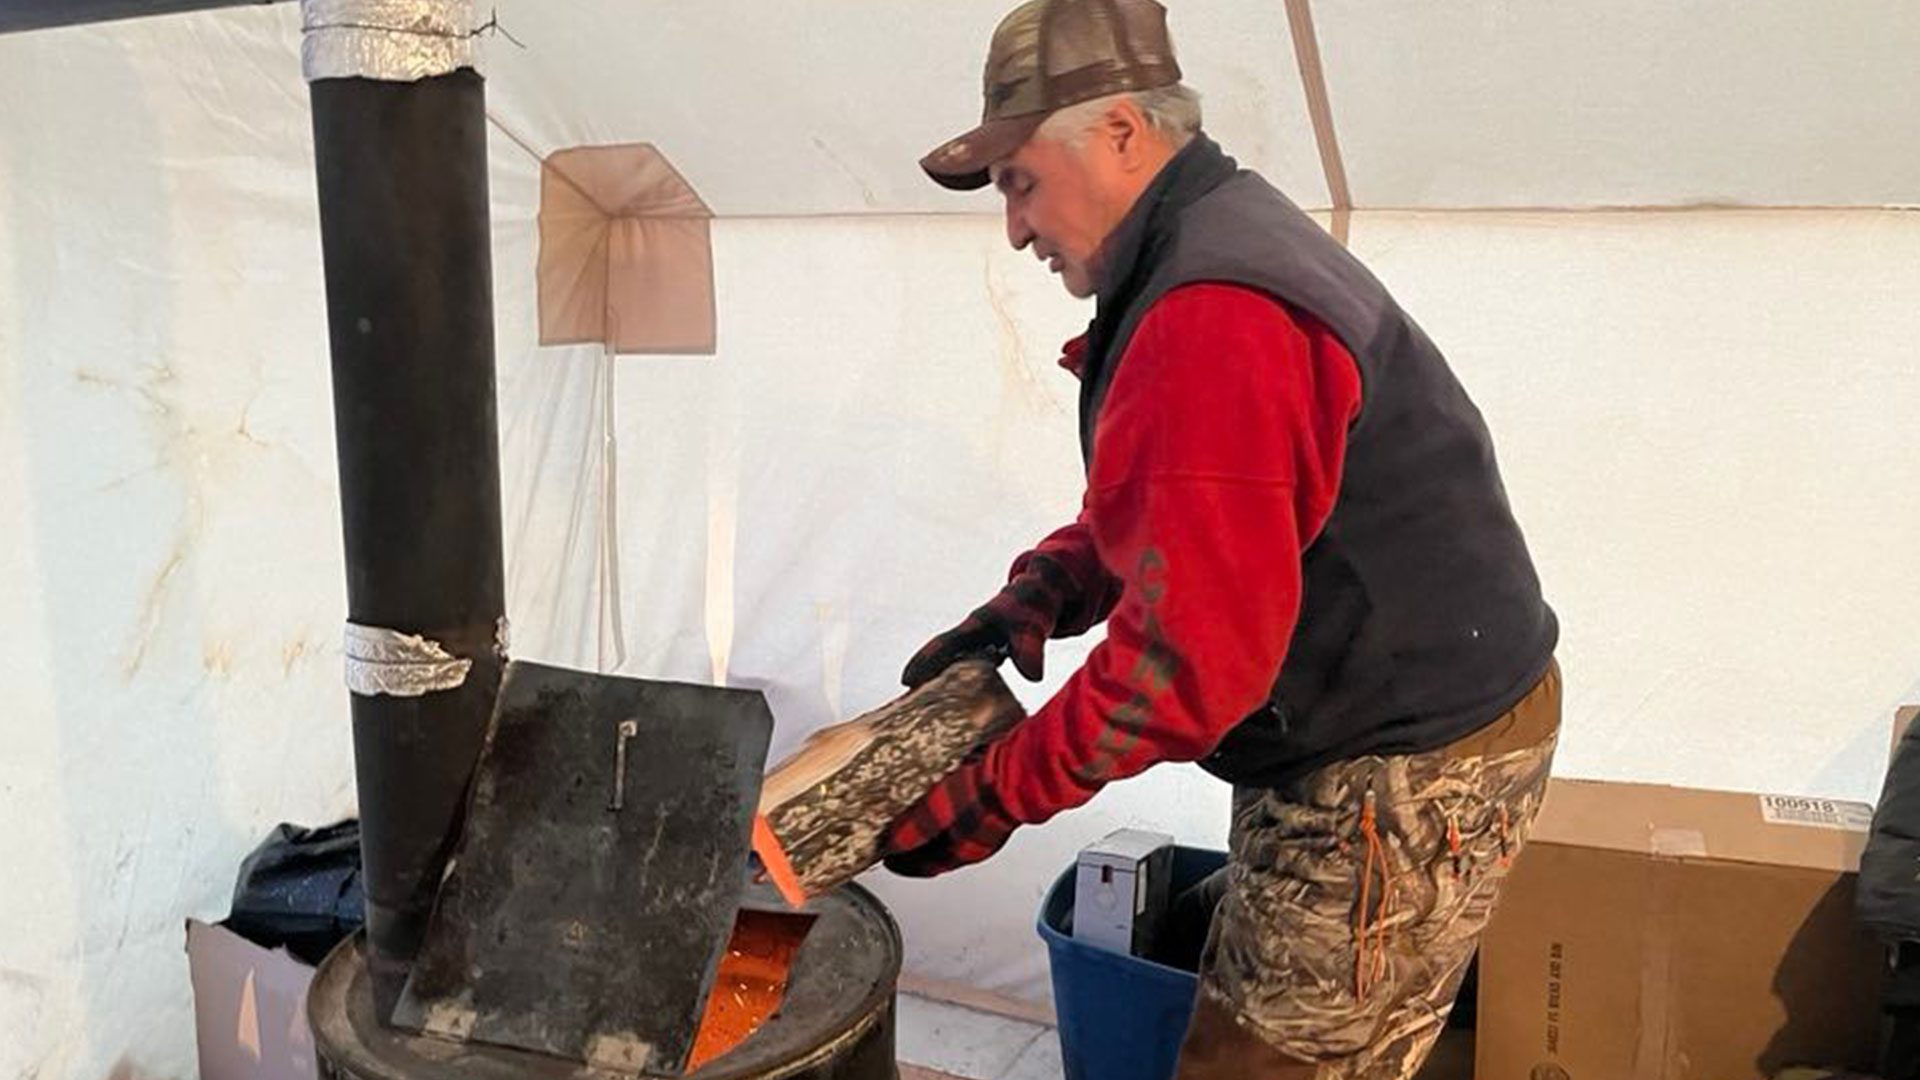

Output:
xmin=686 ymin=907 xmax=819 ymax=1071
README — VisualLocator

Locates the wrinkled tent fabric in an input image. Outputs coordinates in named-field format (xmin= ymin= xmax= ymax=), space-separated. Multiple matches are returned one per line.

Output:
xmin=539 ymin=143 xmax=716 ymax=355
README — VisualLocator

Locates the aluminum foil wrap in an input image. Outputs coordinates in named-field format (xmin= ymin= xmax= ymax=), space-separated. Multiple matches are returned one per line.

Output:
xmin=344 ymin=622 xmax=473 ymax=698
xmin=302 ymin=0 xmax=476 ymax=83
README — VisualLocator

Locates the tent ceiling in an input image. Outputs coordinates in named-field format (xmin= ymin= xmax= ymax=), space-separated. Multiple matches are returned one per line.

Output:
xmin=2 ymin=0 xmax=1913 ymax=215
xmin=1318 ymin=0 xmax=1920 ymax=210
xmin=480 ymin=0 xmax=1325 ymax=217
xmin=0 ymin=0 xmax=285 ymax=36
xmin=480 ymin=0 xmax=1918 ymax=217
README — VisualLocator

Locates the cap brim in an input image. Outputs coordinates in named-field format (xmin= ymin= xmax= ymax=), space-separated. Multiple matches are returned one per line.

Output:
xmin=920 ymin=113 xmax=1049 ymax=191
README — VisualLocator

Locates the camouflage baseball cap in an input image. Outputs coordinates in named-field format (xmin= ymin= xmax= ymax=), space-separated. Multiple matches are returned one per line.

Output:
xmin=922 ymin=0 xmax=1183 ymax=191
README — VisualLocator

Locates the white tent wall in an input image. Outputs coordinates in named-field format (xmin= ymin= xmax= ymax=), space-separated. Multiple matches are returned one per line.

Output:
xmin=0 ymin=13 xmax=354 ymax=1080
xmin=1353 ymin=209 xmax=1920 ymax=799
xmin=4 ymin=4 xmax=1920 ymax=1079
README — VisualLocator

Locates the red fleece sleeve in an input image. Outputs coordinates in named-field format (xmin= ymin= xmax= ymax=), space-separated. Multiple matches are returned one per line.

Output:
xmin=983 ymin=283 xmax=1363 ymax=824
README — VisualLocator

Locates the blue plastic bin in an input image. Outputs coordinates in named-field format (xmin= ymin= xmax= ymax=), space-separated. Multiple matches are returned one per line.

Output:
xmin=1036 ymin=845 xmax=1228 ymax=1080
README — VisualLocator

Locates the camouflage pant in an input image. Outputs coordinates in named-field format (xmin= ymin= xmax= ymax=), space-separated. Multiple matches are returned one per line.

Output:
xmin=1177 ymin=661 xmax=1561 ymax=1080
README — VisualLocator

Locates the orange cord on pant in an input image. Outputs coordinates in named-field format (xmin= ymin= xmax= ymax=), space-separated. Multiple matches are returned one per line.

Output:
xmin=1353 ymin=789 xmax=1397 ymax=999
xmin=1446 ymin=812 xmax=1464 ymax=878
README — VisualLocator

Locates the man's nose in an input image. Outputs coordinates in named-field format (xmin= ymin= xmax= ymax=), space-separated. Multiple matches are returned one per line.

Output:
xmin=1005 ymin=204 xmax=1034 ymax=252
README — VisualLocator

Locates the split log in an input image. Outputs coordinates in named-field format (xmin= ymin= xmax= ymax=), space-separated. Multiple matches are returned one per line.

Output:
xmin=759 ymin=660 xmax=1025 ymax=897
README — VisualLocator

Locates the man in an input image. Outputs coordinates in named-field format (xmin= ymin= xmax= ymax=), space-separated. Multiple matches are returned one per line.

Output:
xmin=877 ymin=1 xmax=1560 ymax=1077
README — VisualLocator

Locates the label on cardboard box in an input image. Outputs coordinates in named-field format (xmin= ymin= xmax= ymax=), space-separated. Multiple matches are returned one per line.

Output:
xmin=1756 ymin=793 xmax=1873 ymax=832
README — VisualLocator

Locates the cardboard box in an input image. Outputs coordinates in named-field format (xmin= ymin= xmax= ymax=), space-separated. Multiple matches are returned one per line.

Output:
xmin=186 ymin=919 xmax=320 ymax=1080
xmin=1477 ymin=779 xmax=1886 ymax=1080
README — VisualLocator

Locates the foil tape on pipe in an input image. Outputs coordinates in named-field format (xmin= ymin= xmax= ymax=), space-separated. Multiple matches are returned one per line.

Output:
xmin=344 ymin=622 xmax=473 ymax=698
xmin=302 ymin=0 xmax=476 ymax=83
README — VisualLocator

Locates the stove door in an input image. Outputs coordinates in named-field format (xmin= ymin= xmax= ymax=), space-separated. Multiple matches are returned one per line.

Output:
xmin=393 ymin=660 xmax=773 ymax=1076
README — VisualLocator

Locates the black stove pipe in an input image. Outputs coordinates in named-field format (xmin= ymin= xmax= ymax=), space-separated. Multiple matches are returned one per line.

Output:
xmin=305 ymin=2 xmax=505 ymax=1020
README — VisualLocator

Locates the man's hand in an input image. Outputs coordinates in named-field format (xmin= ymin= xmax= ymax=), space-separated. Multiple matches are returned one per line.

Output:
xmin=901 ymin=553 xmax=1083 ymax=687
xmin=900 ymin=611 xmax=1017 ymax=688
xmin=880 ymin=756 xmax=1021 ymax=878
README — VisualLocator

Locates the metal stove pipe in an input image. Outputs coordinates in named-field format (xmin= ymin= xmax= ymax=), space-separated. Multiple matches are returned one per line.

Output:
xmin=302 ymin=0 xmax=505 ymax=1020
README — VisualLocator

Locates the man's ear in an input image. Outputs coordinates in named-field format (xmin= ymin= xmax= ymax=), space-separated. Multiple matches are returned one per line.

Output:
xmin=1101 ymin=99 xmax=1153 ymax=171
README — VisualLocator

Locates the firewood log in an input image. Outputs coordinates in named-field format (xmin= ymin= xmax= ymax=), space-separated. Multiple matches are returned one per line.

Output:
xmin=758 ymin=660 xmax=1025 ymax=897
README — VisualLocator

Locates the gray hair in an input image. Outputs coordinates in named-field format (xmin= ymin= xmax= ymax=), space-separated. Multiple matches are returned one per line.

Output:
xmin=1036 ymin=84 xmax=1203 ymax=151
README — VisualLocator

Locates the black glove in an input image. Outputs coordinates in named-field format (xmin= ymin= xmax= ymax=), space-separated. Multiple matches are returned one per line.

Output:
xmin=900 ymin=612 xmax=1015 ymax=688
xmin=901 ymin=554 xmax=1081 ymax=687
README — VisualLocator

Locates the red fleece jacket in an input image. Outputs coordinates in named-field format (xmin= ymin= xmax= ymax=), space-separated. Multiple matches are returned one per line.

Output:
xmin=982 ymin=282 xmax=1364 ymax=824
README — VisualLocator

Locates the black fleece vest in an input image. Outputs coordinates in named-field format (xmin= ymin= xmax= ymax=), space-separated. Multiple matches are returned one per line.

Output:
xmin=1079 ymin=138 xmax=1558 ymax=788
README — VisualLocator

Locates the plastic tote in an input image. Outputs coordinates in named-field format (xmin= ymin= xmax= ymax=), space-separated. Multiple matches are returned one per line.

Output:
xmin=1036 ymin=845 xmax=1229 ymax=1080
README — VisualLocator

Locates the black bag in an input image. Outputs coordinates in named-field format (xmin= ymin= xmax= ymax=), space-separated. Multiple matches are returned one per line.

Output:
xmin=1858 ymin=718 xmax=1920 ymax=1080
xmin=1860 ymin=723 xmax=1920 ymax=941
xmin=224 ymin=819 xmax=365 ymax=966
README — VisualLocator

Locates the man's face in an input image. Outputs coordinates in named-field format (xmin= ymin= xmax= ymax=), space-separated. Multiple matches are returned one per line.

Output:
xmin=991 ymin=134 xmax=1133 ymax=300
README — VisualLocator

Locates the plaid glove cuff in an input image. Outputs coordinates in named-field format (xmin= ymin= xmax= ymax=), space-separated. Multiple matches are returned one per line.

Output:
xmin=880 ymin=760 xmax=1020 ymax=878
xmin=974 ymin=558 xmax=1072 ymax=680
xmin=1008 ymin=548 xmax=1119 ymax=639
